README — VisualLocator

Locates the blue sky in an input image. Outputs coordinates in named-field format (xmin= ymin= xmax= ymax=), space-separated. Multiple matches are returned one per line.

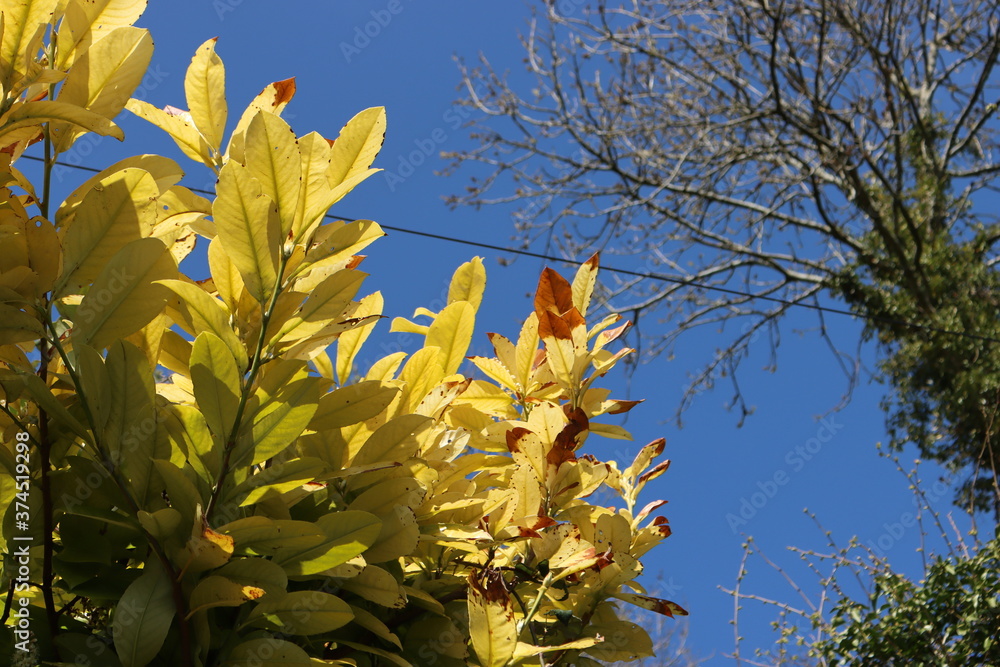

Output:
xmin=29 ymin=2 xmax=978 ymax=663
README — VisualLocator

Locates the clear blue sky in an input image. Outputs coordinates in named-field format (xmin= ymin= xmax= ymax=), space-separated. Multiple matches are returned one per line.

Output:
xmin=33 ymin=2 xmax=974 ymax=663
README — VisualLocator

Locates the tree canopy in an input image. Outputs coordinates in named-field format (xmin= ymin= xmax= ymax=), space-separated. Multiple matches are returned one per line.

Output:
xmin=447 ymin=0 xmax=1000 ymax=513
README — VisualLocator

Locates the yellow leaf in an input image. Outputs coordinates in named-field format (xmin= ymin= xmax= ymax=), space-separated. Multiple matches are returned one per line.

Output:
xmin=71 ymin=237 xmax=177 ymax=350
xmin=291 ymin=131 xmax=333 ymax=244
xmin=0 ymin=100 xmax=123 ymax=144
xmin=572 ymin=252 xmax=600 ymax=316
xmin=207 ymin=236 xmax=244 ymax=314
xmin=270 ymin=270 xmax=366 ymax=345
xmin=213 ymin=161 xmax=281 ymax=303
xmin=225 ymin=77 xmax=296 ymax=164
xmin=311 ymin=380 xmax=398 ymax=431
xmin=0 ymin=0 xmax=59 ymax=91
xmin=56 ymin=0 xmax=149 ymax=69
xmin=335 ymin=291 xmax=382 ymax=385
xmin=354 ymin=414 xmax=434 ymax=466
xmin=297 ymin=219 xmax=384 ymax=289
xmin=514 ymin=312 xmax=540 ymax=391
xmin=0 ymin=304 xmax=42 ymax=345
xmin=126 ymin=98 xmax=213 ymax=167
xmin=52 ymin=26 xmax=152 ymax=152
xmin=244 ymin=110 xmax=300 ymax=235
xmin=328 ymin=106 xmax=386 ymax=187
xmin=467 ymin=570 xmax=517 ymax=667
xmin=447 ymin=256 xmax=486 ymax=311
xmin=468 ymin=355 xmax=519 ymax=394
xmin=156 ymin=278 xmax=248 ymax=370
xmin=57 ymin=167 xmax=158 ymax=296
xmin=189 ymin=331 xmax=241 ymax=446
xmin=426 ymin=301 xmax=475 ymax=376
xmin=450 ymin=379 xmax=515 ymax=418
xmin=56 ymin=155 xmax=184 ymax=228
xmin=185 ymin=37 xmax=227 ymax=152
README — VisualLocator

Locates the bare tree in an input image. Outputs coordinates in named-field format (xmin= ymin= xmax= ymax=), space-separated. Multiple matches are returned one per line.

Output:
xmin=446 ymin=0 xmax=1000 ymax=511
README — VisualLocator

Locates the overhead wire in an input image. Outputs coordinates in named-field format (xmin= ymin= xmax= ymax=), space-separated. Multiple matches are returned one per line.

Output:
xmin=18 ymin=153 xmax=1000 ymax=345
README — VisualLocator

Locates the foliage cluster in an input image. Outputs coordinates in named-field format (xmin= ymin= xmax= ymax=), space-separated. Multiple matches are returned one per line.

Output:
xmin=814 ymin=531 xmax=1000 ymax=665
xmin=0 ymin=2 xmax=683 ymax=665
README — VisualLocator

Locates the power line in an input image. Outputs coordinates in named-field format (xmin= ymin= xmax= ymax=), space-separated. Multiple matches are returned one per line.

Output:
xmin=18 ymin=153 xmax=1000 ymax=345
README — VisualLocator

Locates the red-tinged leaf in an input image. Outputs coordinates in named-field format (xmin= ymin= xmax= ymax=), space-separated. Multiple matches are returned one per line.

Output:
xmin=535 ymin=267 xmax=575 ymax=315
xmin=614 ymin=591 xmax=688 ymax=617
xmin=547 ymin=407 xmax=588 ymax=469
xmin=636 ymin=500 xmax=669 ymax=524
xmin=597 ymin=321 xmax=631 ymax=347
xmin=627 ymin=438 xmax=666 ymax=480
xmin=537 ymin=308 xmax=573 ymax=341
xmin=638 ymin=460 xmax=671 ymax=485
xmin=652 ymin=516 xmax=672 ymax=538
xmin=607 ymin=399 xmax=643 ymax=415
xmin=467 ymin=569 xmax=517 ymax=667
xmin=267 ymin=77 xmax=297 ymax=109
xmin=505 ymin=427 xmax=528 ymax=453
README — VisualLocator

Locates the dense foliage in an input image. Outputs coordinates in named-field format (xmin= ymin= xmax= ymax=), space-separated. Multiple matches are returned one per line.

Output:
xmin=814 ymin=531 xmax=1000 ymax=666
xmin=0 ymin=2 xmax=684 ymax=665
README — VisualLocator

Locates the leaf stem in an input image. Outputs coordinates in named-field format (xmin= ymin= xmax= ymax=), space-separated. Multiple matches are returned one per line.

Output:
xmin=205 ymin=255 xmax=288 ymax=523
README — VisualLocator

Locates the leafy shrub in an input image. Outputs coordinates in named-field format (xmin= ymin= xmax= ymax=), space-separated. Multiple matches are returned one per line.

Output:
xmin=0 ymin=3 xmax=684 ymax=665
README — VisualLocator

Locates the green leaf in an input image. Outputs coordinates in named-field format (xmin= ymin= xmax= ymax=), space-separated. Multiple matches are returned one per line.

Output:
xmin=218 ymin=516 xmax=325 ymax=555
xmin=223 ymin=638 xmax=311 ymax=666
xmin=272 ymin=510 xmax=381 ymax=577
xmin=190 ymin=331 xmax=241 ymax=447
xmin=229 ymin=457 xmax=326 ymax=507
xmin=187 ymin=575 xmax=264 ymax=616
xmin=5 ymin=371 xmax=91 ymax=441
xmin=214 ymin=557 xmax=288 ymax=598
xmin=151 ymin=459 xmax=202 ymax=538
xmin=236 ymin=374 xmax=320 ymax=467
xmin=112 ymin=564 xmax=174 ymax=667
xmin=103 ymin=340 xmax=158 ymax=505
xmin=242 ymin=591 xmax=353 ymax=635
